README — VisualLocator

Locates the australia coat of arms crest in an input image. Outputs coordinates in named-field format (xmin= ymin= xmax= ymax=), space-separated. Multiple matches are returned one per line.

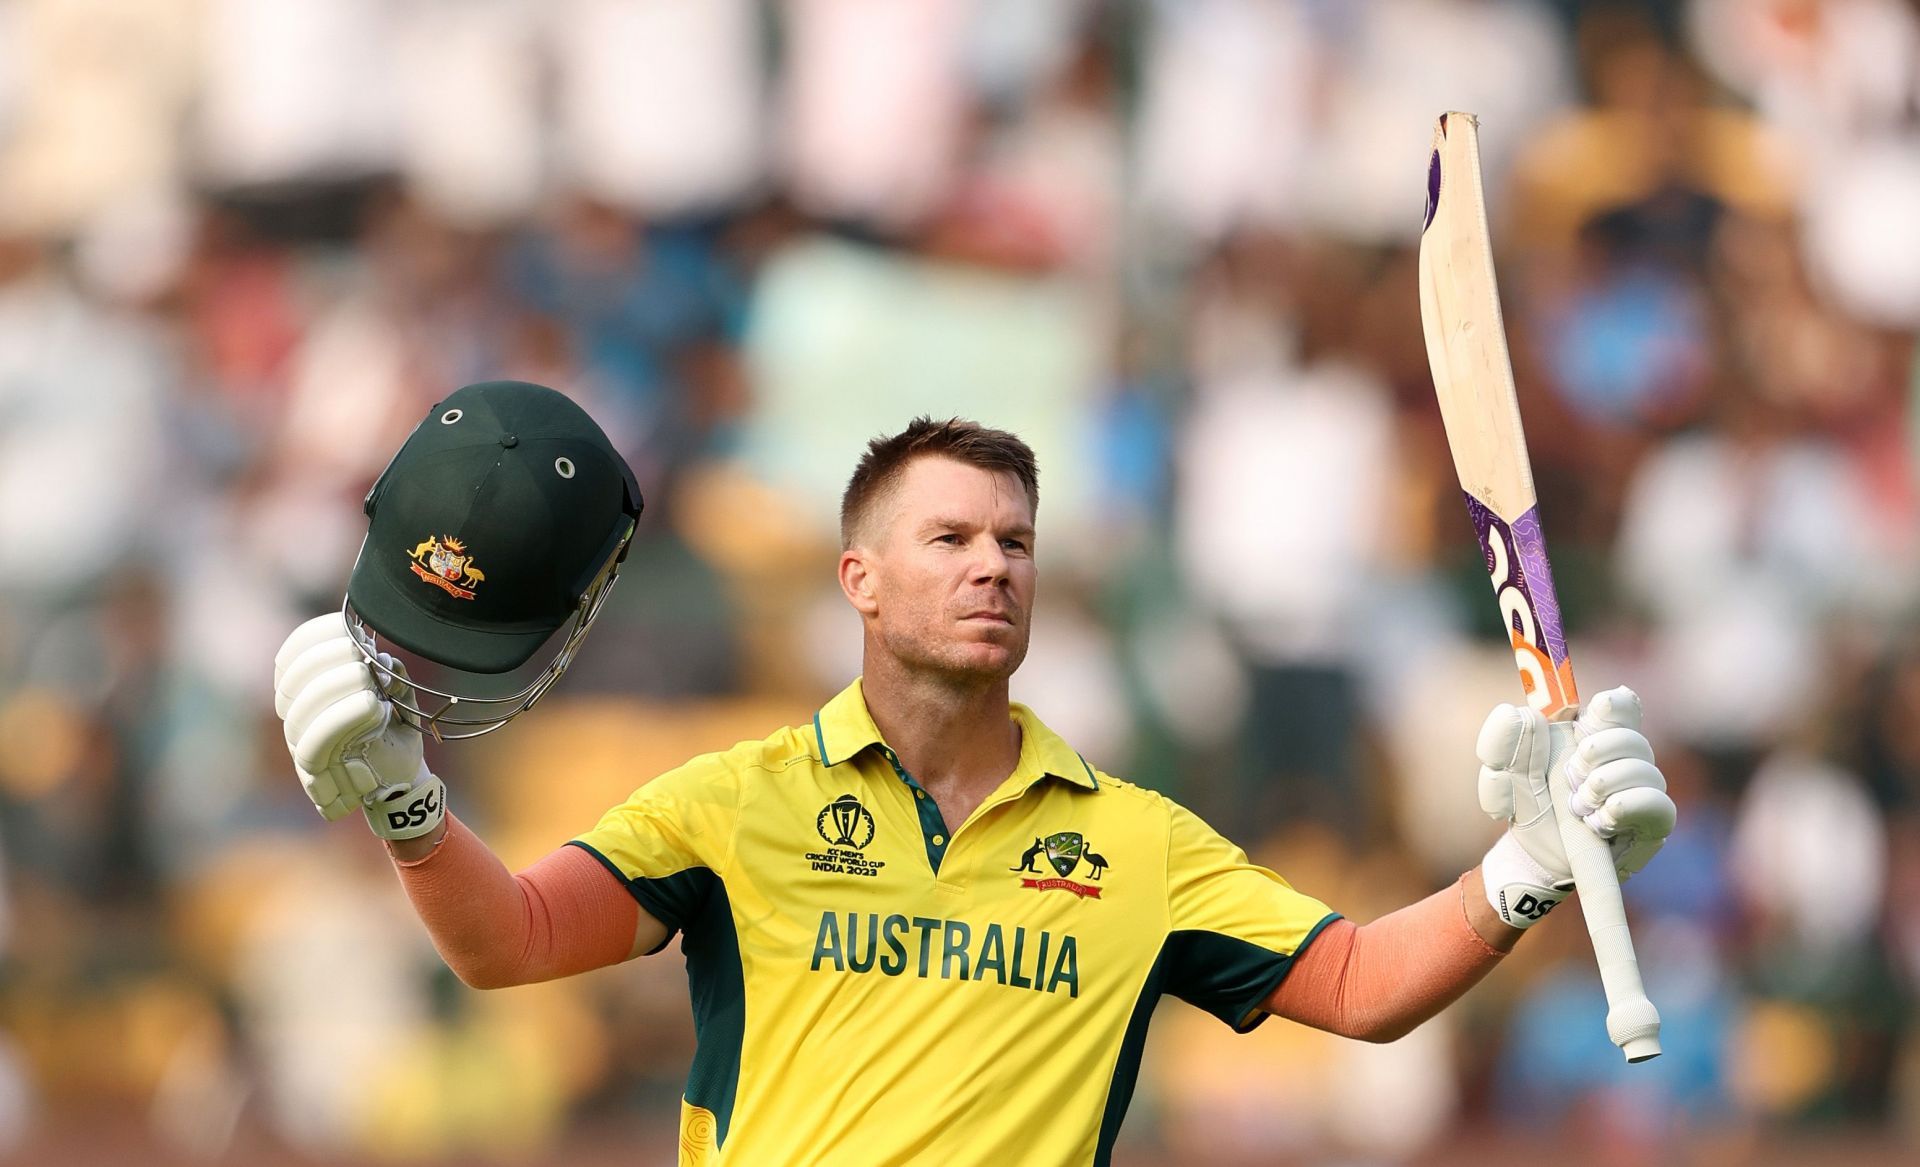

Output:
xmin=408 ymin=534 xmax=486 ymax=600
xmin=1009 ymin=830 xmax=1109 ymax=899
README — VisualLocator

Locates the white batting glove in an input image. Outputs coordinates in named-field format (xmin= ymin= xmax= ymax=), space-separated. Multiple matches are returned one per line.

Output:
xmin=1476 ymin=686 xmax=1676 ymax=929
xmin=272 ymin=613 xmax=446 ymax=841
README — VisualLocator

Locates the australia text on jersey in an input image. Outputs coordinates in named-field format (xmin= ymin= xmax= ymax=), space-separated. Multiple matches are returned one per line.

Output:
xmin=809 ymin=912 xmax=1081 ymax=998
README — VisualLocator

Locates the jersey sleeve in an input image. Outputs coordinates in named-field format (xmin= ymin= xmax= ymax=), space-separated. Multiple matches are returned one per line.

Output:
xmin=569 ymin=754 xmax=741 ymax=950
xmin=1161 ymin=799 xmax=1341 ymax=1032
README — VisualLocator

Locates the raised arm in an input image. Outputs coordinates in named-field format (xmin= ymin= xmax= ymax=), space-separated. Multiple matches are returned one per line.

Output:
xmin=274 ymin=613 xmax=667 ymax=986
xmin=1263 ymin=869 xmax=1512 ymax=1042
xmin=387 ymin=816 xmax=665 ymax=987
xmin=1268 ymin=690 xmax=1675 ymax=1041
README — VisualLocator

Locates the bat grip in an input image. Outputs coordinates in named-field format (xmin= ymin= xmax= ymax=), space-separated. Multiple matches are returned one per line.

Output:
xmin=1547 ymin=725 xmax=1662 ymax=1061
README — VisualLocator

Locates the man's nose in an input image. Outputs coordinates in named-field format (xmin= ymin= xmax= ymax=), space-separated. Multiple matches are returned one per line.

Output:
xmin=971 ymin=537 xmax=1010 ymax=584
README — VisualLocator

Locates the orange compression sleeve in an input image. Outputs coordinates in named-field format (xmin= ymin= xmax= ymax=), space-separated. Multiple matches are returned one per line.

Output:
xmin=390 ymin=814 xmax=640 ymax=989
xmin=1265 ymin=874 xmax=1507 ymax=1042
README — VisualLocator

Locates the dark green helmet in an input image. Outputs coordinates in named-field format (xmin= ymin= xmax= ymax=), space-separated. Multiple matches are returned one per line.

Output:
xmin=345 ymin=381 xmax=643 ymax=738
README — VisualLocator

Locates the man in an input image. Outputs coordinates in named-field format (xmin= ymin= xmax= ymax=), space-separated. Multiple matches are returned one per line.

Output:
xmin=275 ymin=405 xmax=1674 ymax=1166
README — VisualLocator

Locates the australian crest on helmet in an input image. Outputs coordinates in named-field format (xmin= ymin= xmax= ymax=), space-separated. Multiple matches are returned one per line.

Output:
xmin=409 ymin=534 xmax=486 ymax=600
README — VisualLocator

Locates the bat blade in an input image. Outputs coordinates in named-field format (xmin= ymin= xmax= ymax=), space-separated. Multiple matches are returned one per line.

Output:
xmin=1417 ymin=112 xmax=1577 ymax=718
xmin=1417 ymin=111 xmax=1661 ymax=1063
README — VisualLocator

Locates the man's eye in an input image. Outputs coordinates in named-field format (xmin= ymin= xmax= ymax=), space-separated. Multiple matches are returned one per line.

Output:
xmin=1001 ymin=540 xmax=1028 ymax=553
xmin=935 ymin=534 xmax=961 ymax=545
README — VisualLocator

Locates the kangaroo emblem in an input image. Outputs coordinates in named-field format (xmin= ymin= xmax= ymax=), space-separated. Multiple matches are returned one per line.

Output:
xmin=1010 ymin=837 xmax=1045 ymax=873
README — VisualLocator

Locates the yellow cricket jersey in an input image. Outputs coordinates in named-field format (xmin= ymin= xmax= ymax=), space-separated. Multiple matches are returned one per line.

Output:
xmin=571 ymin=679 xmax=1338 ymax=1166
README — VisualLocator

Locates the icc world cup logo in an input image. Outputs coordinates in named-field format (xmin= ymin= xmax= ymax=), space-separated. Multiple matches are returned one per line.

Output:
xmin=816 ymin=794 xmax=875 ymax=850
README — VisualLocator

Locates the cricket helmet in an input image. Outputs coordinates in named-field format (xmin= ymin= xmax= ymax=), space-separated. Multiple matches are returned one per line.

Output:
xmin=345 ymin=380 xmax=643 ymax=738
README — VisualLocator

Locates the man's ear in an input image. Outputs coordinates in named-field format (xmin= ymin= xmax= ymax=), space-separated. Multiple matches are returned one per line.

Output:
xmin=839 ymin=548 xmax=879 ymax=616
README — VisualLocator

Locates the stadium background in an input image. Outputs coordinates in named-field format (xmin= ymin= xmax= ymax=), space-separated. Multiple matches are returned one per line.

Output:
xmin=0 ymin=0 xmax=1917 ymax=1162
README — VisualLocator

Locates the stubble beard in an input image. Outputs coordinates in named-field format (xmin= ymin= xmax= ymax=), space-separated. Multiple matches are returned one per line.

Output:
xmin=879 ymin=616 xmax=1029 ymax=691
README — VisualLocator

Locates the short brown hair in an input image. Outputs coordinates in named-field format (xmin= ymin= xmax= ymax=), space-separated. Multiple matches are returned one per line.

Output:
xmin=840 ymin=417 xmax=1040 ymax=549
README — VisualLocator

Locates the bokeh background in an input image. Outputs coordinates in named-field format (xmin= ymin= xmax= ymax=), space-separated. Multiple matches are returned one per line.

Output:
xmin=0 ymin=0 xmax=1917 ymax=1163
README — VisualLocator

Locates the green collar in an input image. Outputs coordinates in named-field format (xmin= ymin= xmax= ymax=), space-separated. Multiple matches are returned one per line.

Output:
xmin=812 ymin=678 xmax=1098 ymax=791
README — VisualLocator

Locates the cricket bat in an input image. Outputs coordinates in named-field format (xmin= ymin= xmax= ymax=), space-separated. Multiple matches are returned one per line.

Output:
xmin=1417 ymin=112 xmax=1662 ymax=1062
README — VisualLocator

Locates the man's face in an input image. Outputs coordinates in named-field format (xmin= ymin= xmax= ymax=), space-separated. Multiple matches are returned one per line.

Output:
xmin=843 ymin=456 xmax=1036 ymax=684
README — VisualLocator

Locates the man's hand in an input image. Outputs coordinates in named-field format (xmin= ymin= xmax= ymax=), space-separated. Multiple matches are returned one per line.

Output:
xmin=273 ymin=613 xmax=446 ymax=841
xmin=1476 ymin=686 xmax=1675 ymax=930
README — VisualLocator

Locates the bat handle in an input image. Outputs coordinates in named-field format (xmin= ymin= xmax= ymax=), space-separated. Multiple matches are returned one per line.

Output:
xmin=1546 ymin=710 xmax=1662 ymax=1062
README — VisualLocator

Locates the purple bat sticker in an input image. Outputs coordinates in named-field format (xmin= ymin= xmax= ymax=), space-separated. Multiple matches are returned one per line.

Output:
xmin=1462 ymin=493 xmax=1576 ymax=713
xmin=1424 ymin=148 xmax=1442 ymax=232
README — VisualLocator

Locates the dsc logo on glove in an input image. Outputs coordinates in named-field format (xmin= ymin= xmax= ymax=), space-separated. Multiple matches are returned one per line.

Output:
xmin=387 ymin=786 xmax=443 ymax=832
xmin=1500 ymin=890 xmax=1559 ymax=923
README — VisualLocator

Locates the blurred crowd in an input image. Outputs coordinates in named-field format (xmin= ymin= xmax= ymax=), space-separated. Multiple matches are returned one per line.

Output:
xmin=0 ymin=0 xmax=1918 ymax=1162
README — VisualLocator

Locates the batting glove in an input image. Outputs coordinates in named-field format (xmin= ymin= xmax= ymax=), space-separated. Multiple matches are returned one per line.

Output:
xmin=272 ymin=613 xmax=446 ymax=841
xmin=1476 ymin=686 xmax=1675 ymax=929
